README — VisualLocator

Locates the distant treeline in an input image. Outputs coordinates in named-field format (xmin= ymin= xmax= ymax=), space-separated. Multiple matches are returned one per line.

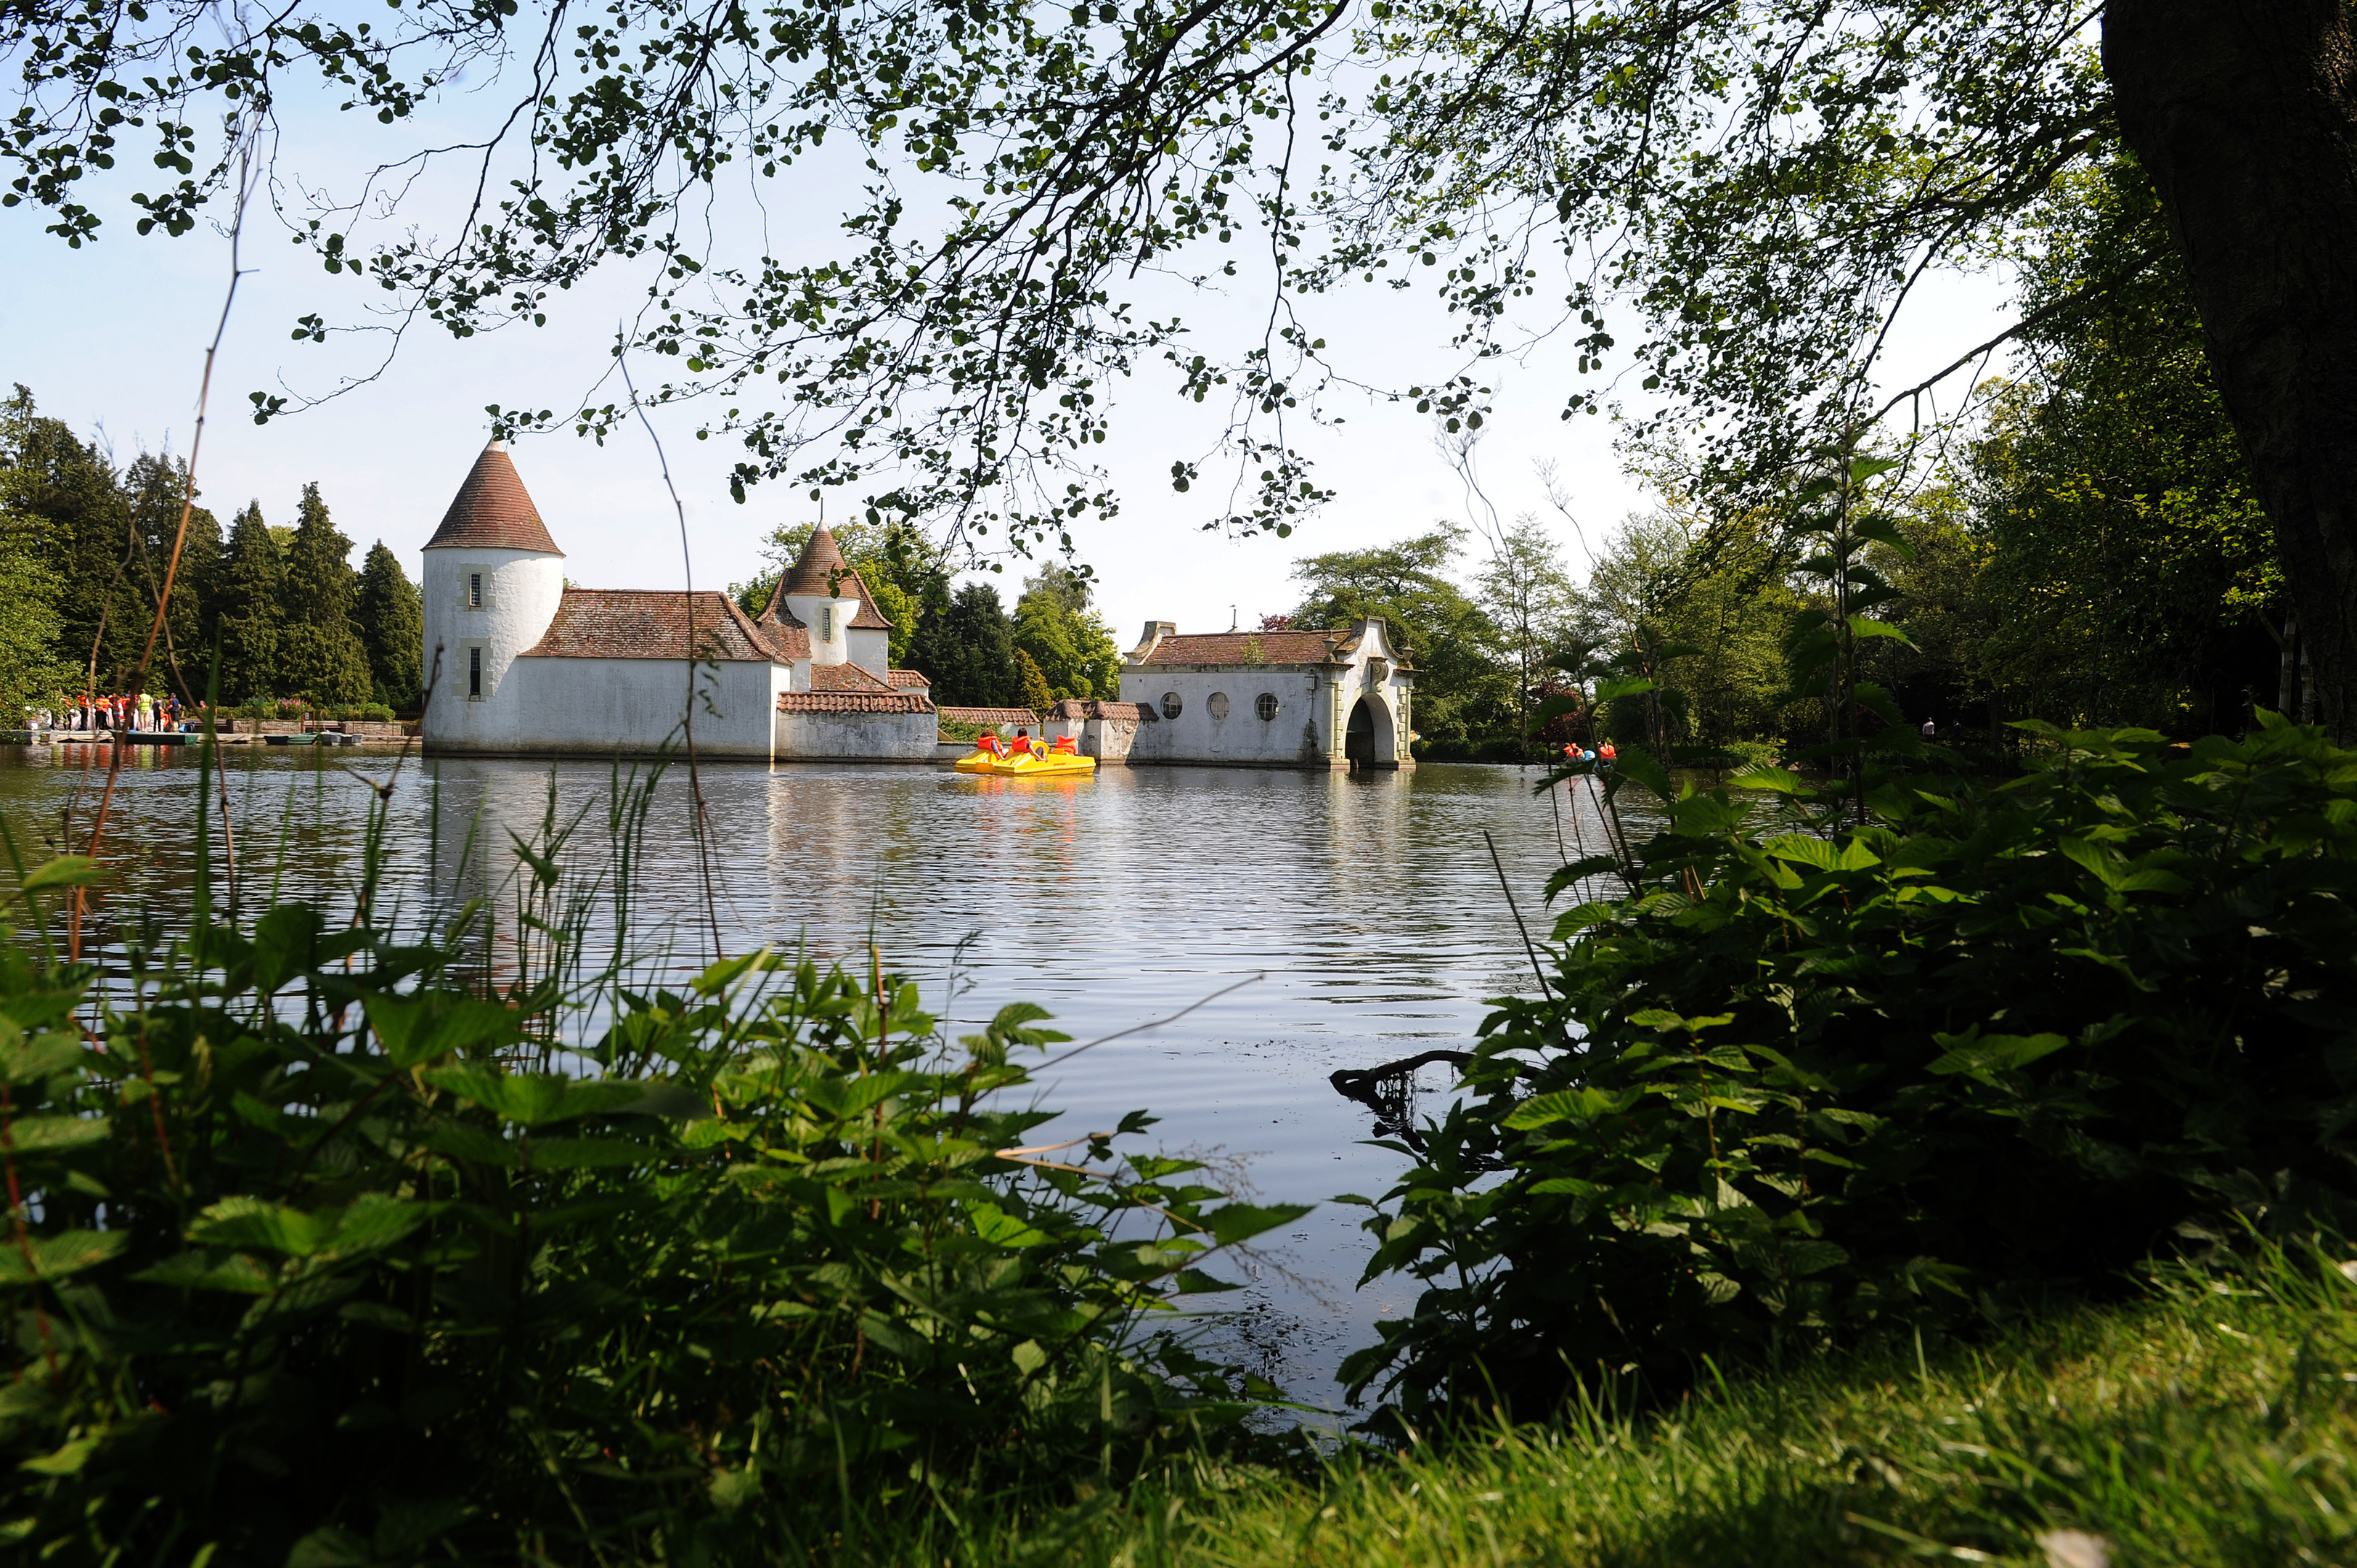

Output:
xmin=0 ymin=385 xmax=423 ymax=712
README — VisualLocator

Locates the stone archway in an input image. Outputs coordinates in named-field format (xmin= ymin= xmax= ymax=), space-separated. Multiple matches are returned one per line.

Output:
xmin=1344 ymin=695 xmax=1399 ymax=769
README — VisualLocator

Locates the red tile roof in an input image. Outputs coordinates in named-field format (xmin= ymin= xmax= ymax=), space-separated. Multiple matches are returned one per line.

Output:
xmin=937 ymin=706 xmax=1041 ymax=726
xmin=1136 ymin=630 xmax=1348 ymax=666
xmin=770 ymin=528 xmax=893 ymax=628
xmin=776 ymin=690 xmax=935 ymax=714
xmin=520 ymin=589 xmax=779 ymax=661
xmin=810 ymin=661 xmax=896 ymax=693
xmin=1047 ymin=699 xmax=1157 ymax=721
xmin=426 ymin=441 xmax=564 ymax=555
xmin=888 ymin=669 xmax=932 ymax=689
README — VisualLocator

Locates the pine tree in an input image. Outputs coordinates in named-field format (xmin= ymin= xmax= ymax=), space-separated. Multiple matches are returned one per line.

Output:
xmin=120 ymin=450 xmax=219 ymax=691
xmin=908 ymin=581 xmax=1019 ymax=706
xmin=277 ymin=482 xmax=373 ymax=707
xmin=354 ymin=541 xmax=423 ymax=709
xmin=4 ymin=386 xmax=141 ymax=695
xmin=215 ymin=502 xmax=283 ymax=703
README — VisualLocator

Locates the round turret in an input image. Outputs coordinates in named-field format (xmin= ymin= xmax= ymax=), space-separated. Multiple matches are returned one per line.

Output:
xmin=420 ymin=440 xmax=566 ymax=744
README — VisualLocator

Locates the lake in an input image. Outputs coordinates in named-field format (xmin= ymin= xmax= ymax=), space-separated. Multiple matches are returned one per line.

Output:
xmin=1 ymin=740 xmax=1655 ymax=1409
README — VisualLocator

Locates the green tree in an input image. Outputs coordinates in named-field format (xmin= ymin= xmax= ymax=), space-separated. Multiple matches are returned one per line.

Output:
xmin=354 ymin=540 xmax=424 ymax=709
xmin=1013 ymin=564 xmax=1122 ymax=701
xmin=214 ymin=502 xmax=283 ymax=704
xmin=277 ymin=482 xmax=373 ymax=706
xmin=119 ymin=449 xmax=219 ymax=689
xmin=1961 ymin=160 xmax=2281 ymax=735
xmin=1014 ymin=646 xmax=1054 ymax=713
xmin=0 ymin=395 xmax=75 ymax=715
xmin=1290 ymin=524 xmax=1510 ymax=748
xmin=1474 ymin=516 xmax=1577 ymax=753
xmin=1 ymin=388 xmax=144 ymax=695
xmin=909 ymin=582 xmax=1019 ymax=708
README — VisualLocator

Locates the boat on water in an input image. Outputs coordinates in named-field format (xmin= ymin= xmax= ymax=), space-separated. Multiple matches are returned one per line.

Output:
xmin=953 ymin=735 xmax=1096 ymax=777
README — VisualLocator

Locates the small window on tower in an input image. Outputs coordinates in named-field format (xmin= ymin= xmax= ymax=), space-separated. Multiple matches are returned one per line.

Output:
xmin=468 ymin=572 xmax=483 ymax=608
xmin=820 ymin=605 xmax=834 ymax=640
xmin=468 ymin=645 xmax=483 ymax=698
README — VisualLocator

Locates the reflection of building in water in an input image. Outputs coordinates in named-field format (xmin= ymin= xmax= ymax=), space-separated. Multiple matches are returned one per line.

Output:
xmin=420 ymin=441 xmax=937 ymax=762
xmin=1118 ymin=621 xmax=1415 ymax=770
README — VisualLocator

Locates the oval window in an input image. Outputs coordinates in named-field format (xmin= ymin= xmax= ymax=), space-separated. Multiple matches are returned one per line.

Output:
xmin=1207 ymin=691 xmax=1231 ymax=720
xmin=1255 ymin=693 xmax=1279 ymax=721
xmin=1161 ymin=692 xmax=1184 ymax=719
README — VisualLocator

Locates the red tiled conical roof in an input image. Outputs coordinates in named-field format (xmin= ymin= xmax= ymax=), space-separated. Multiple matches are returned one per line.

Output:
xmin=425 ymin=440 xmax=563 ymax=555
xmin=778 ymin=526 xmax=851 ymax=596
xmin=768 ymin=525 xmax=895 ymax=629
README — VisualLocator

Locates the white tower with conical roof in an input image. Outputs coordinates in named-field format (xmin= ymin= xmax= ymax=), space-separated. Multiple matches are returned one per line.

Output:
xmin=420 ymin=439 xmax=566 ymax=751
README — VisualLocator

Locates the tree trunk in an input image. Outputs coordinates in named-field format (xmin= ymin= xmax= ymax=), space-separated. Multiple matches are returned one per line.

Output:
xmin=2105 ymin=0 xmax=2357 ymax=736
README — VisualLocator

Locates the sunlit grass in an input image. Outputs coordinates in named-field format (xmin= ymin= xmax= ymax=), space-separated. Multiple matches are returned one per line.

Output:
xmin=879 ymin=1238 xmax=2357 ymax=1567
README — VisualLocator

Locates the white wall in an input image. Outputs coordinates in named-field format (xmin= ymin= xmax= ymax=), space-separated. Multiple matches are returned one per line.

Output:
xmin=773 ymin=708 xmax=937 ymax=762
xmin=1118 ymin=621 xmax=1415 ymax=769
xmin=781 ymin=592 xmax=864 ymax=667
xmin=434 ymin=656 xmax=776 ymax=759
xmin=846 ymin=626 xmax=890 ymax=675
xmin=421 ymin=546 xmax=566 ymax=753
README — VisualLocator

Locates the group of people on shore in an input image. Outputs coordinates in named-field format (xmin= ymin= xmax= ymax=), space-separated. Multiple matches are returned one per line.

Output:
xmin=27 ymin=693 xmax=191 ymax=734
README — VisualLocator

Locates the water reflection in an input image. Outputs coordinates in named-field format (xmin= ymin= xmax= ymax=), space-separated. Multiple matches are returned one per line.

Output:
xmin=0 ymin=744 xmax=1666 ymax=1400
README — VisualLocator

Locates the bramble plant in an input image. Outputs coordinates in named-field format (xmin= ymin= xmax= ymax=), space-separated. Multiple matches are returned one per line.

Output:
xmin=1345 ymin=716 xmax=2357 ymax=1420
xmin=0 ymin=750 xmax=1305 ymax=1564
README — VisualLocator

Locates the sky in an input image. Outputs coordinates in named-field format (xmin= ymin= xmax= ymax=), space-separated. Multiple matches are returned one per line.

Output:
xmin=0 ymin=64 xmax=2014 ymax=653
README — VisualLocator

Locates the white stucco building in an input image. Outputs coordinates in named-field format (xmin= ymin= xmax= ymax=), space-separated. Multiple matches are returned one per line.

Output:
xmin=420 ymin=441 xmax=937 ymax=761
xmin=1118 ymin=620 xmax=1415 ymax=769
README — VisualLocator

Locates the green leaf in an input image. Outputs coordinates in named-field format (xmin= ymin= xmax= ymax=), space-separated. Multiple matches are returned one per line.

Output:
xmin=365 ymin=994 xmax=522 ymax=1069
xmin=1927 ymin=1032 xmax=2072 ymax=1077
xmin=424 ymin=1068 xmax=648 ymax=1126
xmin=1206 ymin=1201 xmax=1313 ymax=1247
xmin=6 ymin=1114 xmax=107 ymax=1153
xmin=17 ymin=856 xmax=106 ymax=892
xmin=0 ymin=1228 xmax=126 ymax=1285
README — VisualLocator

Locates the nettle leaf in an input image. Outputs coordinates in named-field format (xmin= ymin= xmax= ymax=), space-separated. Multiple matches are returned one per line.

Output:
xmin=0 ymin=1228 xmax=127 ymax=1285
xmin=365 ymin=993 xmax=523 ymax=1069
xmin=1927 ymin=1032 xmax=2072 ymax=1078
xmin=969 ymin=1201 xmax=1050 ymax=1247
xmin=424 ymin=1068 xmax=648 ymax=1125
xmin=1505 ymin=1085 xmax=1637 ymax=1130
xmin=6 ymin=1114 xmax=107 ymax=1153
xmin=0 ymin=1032 xmax=81 ymax=1085
xmin=1206 ymin=1201 xmax=1313 ymax=1247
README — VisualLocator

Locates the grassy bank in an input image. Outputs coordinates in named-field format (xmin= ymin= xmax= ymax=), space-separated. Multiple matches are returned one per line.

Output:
xmin=903 ymin=1240 xmax=2357 ymax=1567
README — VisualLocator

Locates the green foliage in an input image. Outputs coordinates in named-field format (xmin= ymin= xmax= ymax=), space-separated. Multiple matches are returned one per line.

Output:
xmin=1966 ymin=158 xmax=2282 ymax=733
xmin=210 ymin=502 xmax=282 ymax=704
xmin=1345 ymin=718 xmax=2357 ymax=1420
xmin=1014 ymin=564 xmax=1122 ymax=701
xmin=354 ymin=540 xmax=424 ymax=710
xmin=0 ymin=780 xmax=1303 ymax=1563
xmin=1015 ymin=645 xmax=1056 ymax=714
xmin=912 ymin=582 xmax=1022 ymax=708
xmin=0 ymin=399 xmax=75 ymax=714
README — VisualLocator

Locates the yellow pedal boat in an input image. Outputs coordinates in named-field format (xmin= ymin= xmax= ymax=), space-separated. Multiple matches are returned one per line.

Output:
xmin=953 ymin=739 xmax=1097 ymax=777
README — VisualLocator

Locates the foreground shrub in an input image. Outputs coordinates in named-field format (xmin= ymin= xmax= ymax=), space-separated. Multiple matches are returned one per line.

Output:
xmin=0 ymin=788 xmax=1300 ymax=1562
xmin=1345 ymin=716 xmax=2357 ymax=1418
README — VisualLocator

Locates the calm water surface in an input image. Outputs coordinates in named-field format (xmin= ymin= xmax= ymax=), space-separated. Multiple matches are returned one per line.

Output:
xmin=1 ymin=741 xmax=1659 ymax=1406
